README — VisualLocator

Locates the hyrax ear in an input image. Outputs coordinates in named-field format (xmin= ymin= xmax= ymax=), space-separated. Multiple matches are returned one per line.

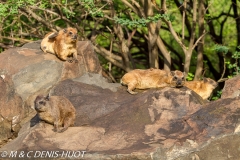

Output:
xmin=34 ymin=95 xmax=41 ymax=103
xmin=203 ymin=77 xmax=208 ymax=83
xmin=45 ymin=93 xmax=50 ymax=101
xmin=170 ymin=71 xmax=175 ymax=76
xmin=48 ymin=32 xmax=58 ymax=39
xmin=63 ymin=28 xmax=67 ymax=33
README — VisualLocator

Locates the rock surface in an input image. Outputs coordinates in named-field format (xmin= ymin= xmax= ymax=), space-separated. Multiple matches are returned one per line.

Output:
xmin=0 ymin=40 xmax=102 ymax=144
xmin=2 ymin=79 xmax=240 ymax=159
xmin=221 ymin=75 xmax=240 ymax=99
xmin=1 ymin=84 xmax=204 ymax=159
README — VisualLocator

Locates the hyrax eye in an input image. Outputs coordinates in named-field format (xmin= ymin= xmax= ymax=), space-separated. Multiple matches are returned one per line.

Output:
xmin=39 ymin=101 xmax=44 ymax=105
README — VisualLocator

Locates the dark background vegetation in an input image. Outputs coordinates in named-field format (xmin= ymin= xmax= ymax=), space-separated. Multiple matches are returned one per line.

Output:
xmin=0 ymin=0 xmax=240 ymax=100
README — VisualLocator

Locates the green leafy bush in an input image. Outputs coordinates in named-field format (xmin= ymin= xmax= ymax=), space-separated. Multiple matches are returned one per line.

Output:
xmin=186 ymin=72 xmax=194 ymax=81
xmin=211 ymin=90 xmax=222 ymax=101
xmin=114 ymin=13 xmax=174 ymax=27
xmin=225 ymin=46 xmax=240 ymax=76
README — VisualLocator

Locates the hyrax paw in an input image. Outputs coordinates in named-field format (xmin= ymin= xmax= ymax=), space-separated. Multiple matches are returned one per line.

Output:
xmin=68 ymin=60 xmax=73 ymax=63
xmin=52 ymin=128 xmax=58 ymax=132
xmin=127 ymin=89 xmax=138 ymax=95
xmin=57 ymin=130 xmax=64 ymax=133
xmin=58 ymin=128 xmax=67 ymax=133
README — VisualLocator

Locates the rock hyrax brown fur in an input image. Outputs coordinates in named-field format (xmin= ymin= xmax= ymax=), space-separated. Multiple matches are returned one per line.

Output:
xmin=34 ymin=94 xmax=76 ymax=132
xmin=41 ymin=27 xmax=78 ymax=63
xmin=121 ymin=68 xmax=185 ymax=94
xmin=184 ymin=77 xmax=218 ymax=100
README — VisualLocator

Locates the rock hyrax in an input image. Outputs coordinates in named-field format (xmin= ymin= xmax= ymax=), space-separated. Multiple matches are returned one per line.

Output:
xmin=121 ymin=68 xmax=185 ymax=94
xmin=184 ymin=77 xmax=218 ymax=100
xmin=41 ymin=27 xmax=78 ymax=63
xmin=34 ymin=94 xmax=76 ymax=132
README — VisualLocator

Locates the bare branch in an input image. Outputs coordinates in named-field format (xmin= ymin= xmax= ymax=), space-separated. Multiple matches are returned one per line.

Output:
xmin=2 ymin=19 xmax=17 ymax=30
xmin=218 ymin=56 xmax=226 ymax=82
xmin=127 ymin=28 xmax=136 ymax=46
xmin=165 ymin=20 xmax=187 ymax=52
xmin=188 ymin=0 xmax=197 ymax=49
xmin=0 ymin=36 xmax=33 ymax=43
xmin=121 ymin=0 xmax=141 ymax=16
xmin=156 ymin=36 xmax=171 ymax=71
xmin=182 ymin=0 xmax=186 ymax=40
xmin=28 ymin=6 xmax=82 ymax=32
xmin=19 ymin=7 xmax=59 ymax=31
xmin=94 ymin=45 xmax=126 ymax=70
xmin=93 ymin=45 xmax=122 ymax=61
xmin=0 ymin=43 xmax=14 ymax=49
xmin=192 ymin=30 xmax=207 ymax=50
xmin=130 ymin=0 xmax=146 ymax=17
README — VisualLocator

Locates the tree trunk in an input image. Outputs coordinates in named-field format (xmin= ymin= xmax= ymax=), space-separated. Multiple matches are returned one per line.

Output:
xmin=148 ymin=23 xmax=159 ymax=69
xmin=157 ymin=36 xmax=171 ymax=71
xmin=232 ymin=0 xmax=240 ymax=47
xmin=113 ymin=24 xmax=132 ymax=72
xmin=158 ymin=0 xmax=171 ymax=71
xmin=194 ymin=0 xmax=205 ymax=80
xmin=184 ymin=50 xmax=193 ymax=74
xmin=184 ymin=0 xmax=197 ymax=74
xmin=145 ymin=0 xmax=159 ymax=69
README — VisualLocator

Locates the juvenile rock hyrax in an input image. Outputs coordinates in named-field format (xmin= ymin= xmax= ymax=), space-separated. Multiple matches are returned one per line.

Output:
xmin=184 ymin=78 xmax=218 ymax=100
xmin=40 ymin=27 xmax=78 ymax=63
xmin=121 ymin=68 xmax=185 ymax=94
xmin=34 ymin=94 xmax=76 ymax=133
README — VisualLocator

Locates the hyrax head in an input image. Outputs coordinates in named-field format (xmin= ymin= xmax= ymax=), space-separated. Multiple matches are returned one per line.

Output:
xmin=169 ymin=70 xmax=185 ymax=87
xmin=203 ymin=77 xmax=218 ymax=88
xmin=63 ymin=27 xmax=78 ymax=42
xmin=34 ymin=94 xmax=50 ymax=112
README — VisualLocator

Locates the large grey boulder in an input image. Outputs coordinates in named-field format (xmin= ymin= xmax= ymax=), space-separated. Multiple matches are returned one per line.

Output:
xmin=0 ymin=40 xmax=102 ymax=144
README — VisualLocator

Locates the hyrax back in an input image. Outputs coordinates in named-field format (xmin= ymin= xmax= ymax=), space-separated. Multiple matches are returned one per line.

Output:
xmin=184 ymin=78 xmax=218 ymax=100
xmin=34 ymin=94 xmax=76 ymax=133
xmin=121 ymin=68 xmax=185 ymax=94
xmin=40 ymin=27 xmax=78 ymax=63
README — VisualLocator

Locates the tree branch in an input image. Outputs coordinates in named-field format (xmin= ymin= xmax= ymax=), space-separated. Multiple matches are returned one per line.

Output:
xmin=0 ymin=43 xmax=14 ymax=49
xmin=94 ymin=45 xmax=122 ymax=61
xmin=121 ymin=0 xmax=141 ymax=17
xmin=93 ymin=45 xmax=126 ymax=71
xmin=0 ymin=36 xmax=33 ymax=43
xmin=28 ymin=6 xmax=82 ymax=32
xmin=191 ymin=30 xmax=207 ymax=50
xmin=164 ymin=20 xmax=187 ymax=52
xmin=19 ymin=7 xmax=59 ymax=32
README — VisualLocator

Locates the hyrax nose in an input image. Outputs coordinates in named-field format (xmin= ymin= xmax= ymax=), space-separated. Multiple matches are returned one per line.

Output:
xmin=176 ymin=80 xmax=182 ymax=85
xmin=73 ymin=34 xmax=77 ymax=39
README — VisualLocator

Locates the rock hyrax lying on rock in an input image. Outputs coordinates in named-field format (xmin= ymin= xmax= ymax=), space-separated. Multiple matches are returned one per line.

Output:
xmin=41 ymin=27 xmax=78 ymax=63
xmin=121 ymin=68 xmax=185 ymax=94
xmin=184 ymin=77 xmax=218 ymax=100
xmin=34 ymin=94 xmax=76 ymax=132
